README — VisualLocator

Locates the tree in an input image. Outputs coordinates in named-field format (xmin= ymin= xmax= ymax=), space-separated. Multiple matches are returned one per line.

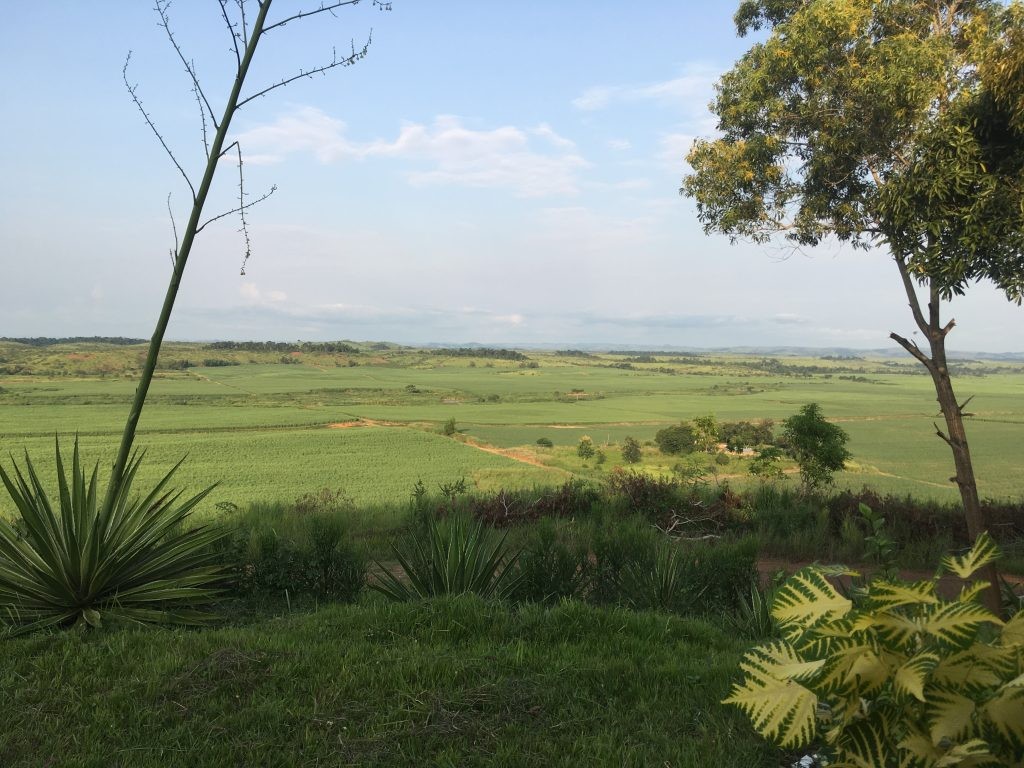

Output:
xmin=441 ymin=417 xmax=458 ymax=437
xmin=781 ymin=404 xmax=850 ymax=495
xmin=683 ymin=0 xmax=1024 ymax=609
xmin=748 ymin=446 xmax=786 ymax=484
xmin=655 ymin=423 xmax=696 ymax=455
xmin=577 ymin=436 xmax=596 ymax=461
xmin=692 ymin=414 xmax=719 ymax=453
xmin=621 ymin=436 xmax=642 ymax=464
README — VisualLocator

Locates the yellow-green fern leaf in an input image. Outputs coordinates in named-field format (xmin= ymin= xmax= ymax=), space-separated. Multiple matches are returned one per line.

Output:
xmin=1001 ymin=610 xmax=1024 ymax=647
xmin=773 ymin=567 xmax=853 ymax=630
xmin=724 ymin=644 xmax=819 ymax=748
xmin=895 ymin=651 xmax=941 ymax=702
xmin=958 ymin=581 xmax=990 ymax=605
xmin=920 ymin=601 xmax=1003 ymax=648
xmin=941 ymin=533 xmax=1000 ymax=580
xmin=926 ymin=689 xmax=976 ymax=745
xmin=933 ymin=739 xmax=996 ymax=768
xmin=983 ymin=684 xmax=1024 ymax=743
xmin=835 ymin=715 xmax=891 ymax=768
xmin=932 ymin=646 xmax=1011 ymax=691
xmin=816 ymin=641 xmax=884 ymax=694
xmin=869 ymin=579 xmax=939 ymax=611
xmin=898 ymin=726 xmax=942 ymax=766
xmin=738 ymin=640 xmax=827 ymax=682
xmin=875 ymin=611 xmax=923 ymax=648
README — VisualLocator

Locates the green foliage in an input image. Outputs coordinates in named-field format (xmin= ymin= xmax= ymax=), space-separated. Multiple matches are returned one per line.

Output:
xmin=576 ymin=435 xmax=596 ymax=460
xmin=516 ymin=519 xmax=590 ymax=603
xmin=620 ymin=436 xmax=642 ymax=464
xmin=372 ymin=514 xmax=522 ymax=601
xmin=782 ymin=403 xmax=851 ymax=494
xmin=749 ymin=446 xmax=786 ymax=484
xmin=693 ymin=414 xmax=720 ymax=453
xmin=587 ymin=514 xmax=659 ymax=604
xmin=726 ymin=534 xmax=1024 ymax=765
xmin=619 ymin=541 xmax=699 ymax=613
xmin=535 ymin=436 xmax=553 ymax=448
xmin=0 ymin=439 xmax=222 ymax=634
xmin=655 ymin=422 xmax=697 ymax=455
xmin=859 ymin=502 xmax=897 ymax=575
xmin=441 ymin=417 xmax=457 ymax=437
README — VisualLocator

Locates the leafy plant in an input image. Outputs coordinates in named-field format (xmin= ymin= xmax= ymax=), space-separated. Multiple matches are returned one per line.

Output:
xmin=619 ymin=541 xmax=702 ymax=614
xmin=724 ymin=533 xmax=1024 ymax=766
xmin=372 ymin=514 xmax=522 ymax=601
xmin=516 ymin=519 xmax=590 ymax=604
xmin=0 ymin=439 xmax=222 ymax=634
xmin=859 ymin=502 xmax=897 ymax=575
xmin=781 ymin=404 xmax=850 ymax=495
xmin=621 ymin=436 xmax=642 ymax=464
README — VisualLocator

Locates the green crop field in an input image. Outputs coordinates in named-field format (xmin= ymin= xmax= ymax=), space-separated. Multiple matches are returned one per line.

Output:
xmin=2 ymin=341 xmax=1024 ymax=514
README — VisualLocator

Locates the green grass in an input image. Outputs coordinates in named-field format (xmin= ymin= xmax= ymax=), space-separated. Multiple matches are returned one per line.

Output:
xmin=0 ymin=597 xmax=780 ymax=767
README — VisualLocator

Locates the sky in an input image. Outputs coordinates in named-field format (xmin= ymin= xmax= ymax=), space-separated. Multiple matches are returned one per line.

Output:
xmin=1 ymin=1 xmax=1022 ymax=351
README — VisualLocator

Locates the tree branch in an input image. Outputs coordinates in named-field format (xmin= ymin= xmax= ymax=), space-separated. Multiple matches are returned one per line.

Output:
xmin=155 ymin=0 xmax=220 ymax=130
xmin=167 ymin=192 xmax=180 ymax=268
xmin=235 ymin=37 xmax=371 ymax=109
xmin=933 ymin=422 xmax=954 ymax=447
xmin=890 ymin=331 xmax=933 ymax=368
xmin=218 ymin=0 xmax=243 ymax=69
xmin=894 ymin=256 xmax=931 ymax=336
xmin=261 ymin=0 xmax=362 ymax=34
xmin=123 ymin=52 xmax=197 ymax=202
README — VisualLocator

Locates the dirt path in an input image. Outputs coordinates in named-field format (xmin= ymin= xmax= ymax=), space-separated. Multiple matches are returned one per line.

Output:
xmin=460 ymin=438 xmax=569 ymax=473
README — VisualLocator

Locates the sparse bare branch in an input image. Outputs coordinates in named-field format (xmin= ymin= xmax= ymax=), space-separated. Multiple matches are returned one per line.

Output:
xmin=934 ymin=422 xmax=954 ymax=447
xmin=261 ymin=0 xmax=362 ymax=34
xmin=235 ymin=37 xmax=370 ymax=109
xmin=890 ymin=331 xmax=932 ymax=368
xmin=155 ymin=0 xmax=220 ymax=130
xmin=894 ymin=256 xmax=931 ymax=336
xmin=192 ymin=81 xmax=210 ymax=158
xmin=123 ymin=52 xmax=197 ymax=201
xmin=237 ymin=0 xmax=250 ymax=44
xmin=195 ymin=142 xmax=277 ymax=238
xmin=167 ymin=192 xmax=180 ymax=267
xmin=219 ymin=0 xmax=243 ymax=68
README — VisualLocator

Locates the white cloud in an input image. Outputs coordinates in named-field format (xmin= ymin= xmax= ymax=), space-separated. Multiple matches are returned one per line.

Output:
xmin=607 ymin=138 xmax=632 ymax=151
xmin=571 ymin=66 xmax=717 ymax=112
xmin=235 ymin=110 xmax=588 ymax=197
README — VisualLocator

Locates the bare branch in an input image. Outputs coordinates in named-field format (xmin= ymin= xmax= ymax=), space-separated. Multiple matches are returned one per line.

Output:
xmin=167 ymin=192 xmax=180 ymax=268
xmin=123 ymin=52 xmax=197 ymax=201
xmin=933 ymin=422 xmax=954 ymax=447
xmin=218 ymin=0 xmax=243 ymax=68
xmin=261 ymin=0 xmax=362 ymax=34
xmin=237 ymin=0 xmax=249 ymax=44
xmin=155 ymin=0 xmax=220 ymax=130
xmin=192 ymin=80 xmax=210 ymax=158
xmin=958 ymin=394 xmax=975 ymax=416
xmin=235 ymin=37 xmax=371 ymax=109
xmin=195 ymin=143 xmax=276 ymax=238
xmin=890 ymin=331 xmax=933 ymax=368
xmin=941 ymin=318 xmax=956 ymax=337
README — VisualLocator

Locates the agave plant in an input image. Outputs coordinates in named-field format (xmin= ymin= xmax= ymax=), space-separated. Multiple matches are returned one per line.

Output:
xmin=0 ymin=439 xmax=223 ymax=635
xmin=372 ymin=513 xmax=522 ymax=601
xmin=618 ymin=542 xmax=703 ymax=614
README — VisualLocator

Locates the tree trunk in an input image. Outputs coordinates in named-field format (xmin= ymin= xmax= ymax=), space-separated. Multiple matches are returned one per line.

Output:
xmin=890 ymin=262 xmax=1002 ymax=615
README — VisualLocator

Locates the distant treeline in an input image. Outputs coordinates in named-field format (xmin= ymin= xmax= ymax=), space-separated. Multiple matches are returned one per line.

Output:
xmin=608 ymin=350 xmax=701 ymax=358
xmin=430 ymin=348 xmax=527 ymax=361
xmin=1 ymin=337 xmax=147 ymax=347
xmin=205 ymin=341 xmax=360 ymax=353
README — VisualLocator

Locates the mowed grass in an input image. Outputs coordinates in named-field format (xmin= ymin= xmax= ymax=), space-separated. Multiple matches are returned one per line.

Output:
xmin=0 ymin=597 xmax=778 ymax=768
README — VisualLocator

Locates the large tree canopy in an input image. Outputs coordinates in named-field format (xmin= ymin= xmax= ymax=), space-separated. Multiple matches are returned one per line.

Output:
xmin=685 ymin=0 xmax=1024 ymax=301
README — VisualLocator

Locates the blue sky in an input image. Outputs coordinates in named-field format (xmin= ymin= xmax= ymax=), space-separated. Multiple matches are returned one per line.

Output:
xmin=1 ymin=1 xmax=1021 ymax=351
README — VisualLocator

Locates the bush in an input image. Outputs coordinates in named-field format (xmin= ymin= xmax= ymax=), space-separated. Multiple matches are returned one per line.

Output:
xmin=516 ymin=519 xmax=590 ymax=603
xmin=781 ymin=403 xmax=850 ymax=494
xmin=655 ymin=423 xmax=696 ymax=455
xmin=587 ymin=514 xmax=659 ymax=604
xmin=726 ymin=534 xmax=1024 ymax=765
xmin=621 ymin=436 xmax=642 ymax=464
xmin=618 ymin=541 xmax=700 ymax=613
xmin=0 ymin=440 xmax=223 ymax=634
xmin=605 ymin=469 xmax=684 ymax=520
xmin=714 ymin=452 xmax=730 ymax=466
xmin=535 ymin=437 xmax=553 ymax=448
xmin=441 ymin=417 xmax=458 ymax=436
xmin=577 ymin=436 xmax=596 ymax=460
xmin=673 ymin=537 xmax=758 ymax=612
xmin=373 ymin=513 xmax=522 ymax=601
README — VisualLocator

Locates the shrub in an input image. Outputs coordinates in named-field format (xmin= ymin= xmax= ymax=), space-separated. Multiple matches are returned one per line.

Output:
xmin=535 ymin=437 xmax=553 ymax=448
xmin=441 ymin=417 xmax=458 ymax=437
xmin=725 ymin=534 xmax=1024 ymax=765
xmin=781 ymin=403 xmax=850 ymax=494
xmin=373 ymin=514 xmax=522 ymax=601
xmin=655 ymin=423 xmax=696 ymax=455
xmin=674 ymin=537 xmax=758 ymax=611
xmin=621 ymin=436 xmax=642 ymax=464
xmin=618 ymin=541 xmax=699 ymax=613
xmin=714 ymin=451 xmax=730 ymax=466
xmin=577 ymin=436 xmax=596 ymax=460
xmin=0 ymin=440 xmax=223 ymax=634
xmin=587 ymin=514 xmax=659 ymax=604
xmin=605 ymin=469 xmax=683 ymax=520
xmin=516 ymin=519 xmax=590 ymax=603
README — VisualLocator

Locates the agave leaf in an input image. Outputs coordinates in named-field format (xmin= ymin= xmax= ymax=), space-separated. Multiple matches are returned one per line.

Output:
xmin=941 ymin=533 xmax=1001 ymax=580
xmin=927 ymin=688 xmax=976 ymax=746
xmin=894 ymin=651 xmax=941 ymax=703
xmin=772 ymin=567 xmax=852 ymax=630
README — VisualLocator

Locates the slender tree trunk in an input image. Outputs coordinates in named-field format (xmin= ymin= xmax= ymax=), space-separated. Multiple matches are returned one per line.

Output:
xmin=890 ymin=259 xmax=1002 ymax=615
xmin=103 ymin=0 xmax=274 ymax=511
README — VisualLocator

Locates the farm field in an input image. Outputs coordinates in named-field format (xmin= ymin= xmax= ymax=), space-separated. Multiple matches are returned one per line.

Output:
xmin=2 ymin=341 xmax=1024 ymax=514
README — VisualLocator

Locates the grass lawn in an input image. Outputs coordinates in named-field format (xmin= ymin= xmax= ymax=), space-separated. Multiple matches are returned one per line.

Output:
xmin=0 ymin=597 xmax=781 ymax=768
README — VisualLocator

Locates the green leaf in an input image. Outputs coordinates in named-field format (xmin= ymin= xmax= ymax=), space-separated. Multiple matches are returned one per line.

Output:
xmin=920 ymin=601 xmax=1003 ymax=648
xmin=983 ymin=685 xmax=1024 ymax=744
xmin=927 ymin=689 xmax=976 ymax=746
xmin=894 ymin=652 xmax=940 ymax=702
xmin=869 ymin=579 xmax=939 ymax=611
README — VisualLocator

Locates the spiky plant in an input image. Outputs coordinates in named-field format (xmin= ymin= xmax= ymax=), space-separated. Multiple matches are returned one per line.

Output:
xmin=0 ymin=439 xmax=223 ymax=635
xmin=618 ymin=543 xmax=701 ymax=614
xmin=724 ymin=534 xmax=1024 ymax=766
xmin=372 ymin=514 xmax=522 ymax=601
